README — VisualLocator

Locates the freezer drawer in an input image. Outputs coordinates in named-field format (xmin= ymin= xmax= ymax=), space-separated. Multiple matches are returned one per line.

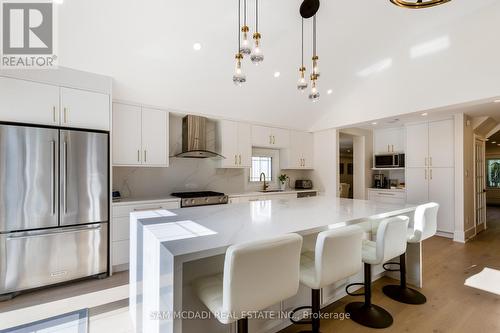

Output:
xmin=0 ymin=223 xmax=108 ymax=295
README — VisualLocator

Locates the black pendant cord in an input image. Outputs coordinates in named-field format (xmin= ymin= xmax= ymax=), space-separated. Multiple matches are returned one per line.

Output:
xmin=301 ymin=18 xmax=304 ymax=67
xmin=313 ymin=15 xmax=317 ymax=58
xmin=255 ymin=0 xmax=259 ymax=33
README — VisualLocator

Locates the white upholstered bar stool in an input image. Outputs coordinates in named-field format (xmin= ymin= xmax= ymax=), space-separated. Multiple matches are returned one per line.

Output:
xmin=193 ymin=234 xmax=303 ymax=333
xmin=382 ymin=202 xmax=439 ymax=305
xmin=345 ymin=216 xmax=409 ymax=329
xmin=290 ymin=225 xmax=364 ymax=333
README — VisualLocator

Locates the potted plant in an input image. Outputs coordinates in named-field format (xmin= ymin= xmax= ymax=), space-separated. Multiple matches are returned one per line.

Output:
xmin=278 ymin=174 xmax=288 ymax=191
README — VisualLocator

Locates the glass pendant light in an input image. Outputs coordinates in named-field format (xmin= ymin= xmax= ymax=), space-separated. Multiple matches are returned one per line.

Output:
xmin=233 ymin=0 xmax=246 ymax=85
xmin=240 ymin=0 xmax=251 ymax=55
xmin=250 ymin=0 xmax=264 ymax=64
xmin=297 ymin=18 xmax=308 ymax=91
xmin=308 ymin=74 xmax=320 ymax=102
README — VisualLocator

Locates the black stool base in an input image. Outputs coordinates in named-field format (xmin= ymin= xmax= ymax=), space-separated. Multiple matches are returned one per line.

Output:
xmin=382 ymin=284 xmax=427 ymax=305
xmin=345 ymin=302 xmax=393 ymax=329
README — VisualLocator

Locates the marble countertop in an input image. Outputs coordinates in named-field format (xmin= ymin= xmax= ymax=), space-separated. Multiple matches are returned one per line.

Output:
xmin=368 ymin=188 xmax=406 ymax=192
xmin=112 ymin=196 xmax=181 ymax=206
xmin=134 ymin=196 xmax=417 ymax=260
xmin=227 ymin=189 xmax=318 ymax=198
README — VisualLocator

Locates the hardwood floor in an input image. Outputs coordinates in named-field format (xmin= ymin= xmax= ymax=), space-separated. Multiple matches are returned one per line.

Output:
xmin=280 ymin=206 xmax=500 ymax=333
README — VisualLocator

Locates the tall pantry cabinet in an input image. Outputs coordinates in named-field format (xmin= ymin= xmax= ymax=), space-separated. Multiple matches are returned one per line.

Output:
xmin=406 ymin=119 xmax=455 ymax=236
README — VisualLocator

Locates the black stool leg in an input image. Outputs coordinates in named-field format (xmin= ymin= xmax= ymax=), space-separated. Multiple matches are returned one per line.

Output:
xmin=237 ymin=317 xmax=248 ymax=333
xmin=345 ymin=263 xmax=393 ymax=329
xmin=311 ymin=289 xmax=320 ymax=333
xmin=382 ymin=253 xmax=427 ymax=305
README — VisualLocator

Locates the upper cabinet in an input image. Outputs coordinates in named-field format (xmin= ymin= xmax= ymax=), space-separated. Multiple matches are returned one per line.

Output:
xmin=406 ymin=119 xmax=454 ymax=168
xmin=0 ymin=77 xmax=110 ymax=131
xmin=373 ymin=127 xmax=405 ymax=154
xmin=281 ymin=131 xmax=314 ymax=169
xmin=112 ymin=103 xmax=169 ymax=167
xmin=60 ymin=87 xmax=110 ymax=131
xmin=0 ymin=77 xmax=59 ymax=126
xmin=217 ymin=120 xmax=252 ymax=168
xmin=252 ymin=125 xmax=290 ymax=149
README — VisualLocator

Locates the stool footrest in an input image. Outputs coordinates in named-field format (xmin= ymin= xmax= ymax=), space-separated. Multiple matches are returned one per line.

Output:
xmin=290 ymin=306 xmax=313 ymax=325
xmin=383 ymin=262 xmax=401 ymax=272
xmin=345 ymin=283 xmax=365 ymax=296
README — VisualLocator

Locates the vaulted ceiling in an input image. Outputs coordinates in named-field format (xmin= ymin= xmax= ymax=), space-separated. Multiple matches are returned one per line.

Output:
xmin=57 ymin=0 xmax=500 ymax=131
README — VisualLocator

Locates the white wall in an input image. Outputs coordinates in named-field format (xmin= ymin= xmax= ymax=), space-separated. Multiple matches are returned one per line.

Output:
xmin=311 ymin=129 xmax=338 ymax=196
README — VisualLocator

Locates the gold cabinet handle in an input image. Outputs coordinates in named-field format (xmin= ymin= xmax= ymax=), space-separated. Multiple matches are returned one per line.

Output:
xmin=234 ymin=155 xmax=237 ymax=165
xmin=63 ymin=107 xmax=68 ymax=123
xmin=425 ymin=169 xmax=427 ymax=180
xmin=273 ymin=136 xmax=276 ymax=144
xmin=144 ymin=150 xmax=147 ymax=163
xmin=239 ymin=154 xmax=241 ymax=165
xmin=52 ymin=106 xmax=57 ymax=123
xmin=137 ymin=150 xmax=140 ymax=162
xmin=269 ymin=135 xmax=272 ymax=144
xmin=388 ymin=144 xmax=390 ymax=152
xmin=429 ymin=157 xmax=433 ymax=167
xmin=430 ymin=169 xmax=433 ymax=180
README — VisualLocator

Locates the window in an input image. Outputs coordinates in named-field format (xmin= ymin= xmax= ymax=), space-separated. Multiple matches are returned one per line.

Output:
xmin=249 ymin=148 xmax=279 ymax=183
xmin=250 ymin=156 xmax=272 ymax=182
xmin=487 ymin=159 xmax=500 ymax=188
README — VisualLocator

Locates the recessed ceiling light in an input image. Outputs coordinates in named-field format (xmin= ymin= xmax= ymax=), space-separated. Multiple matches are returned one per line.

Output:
xmin=421 ymin=112 xmax=428 ymax=116
xmin=492 ymin=141 xmax=497 ymax=144
xmin=274 ymin=71 xmax=281 ymax=78
xmin=494 ymin=100 xmax=500 ymax=103
xmin=327 ymin=89 xmax=333 ymax=95
xmin=193 ymin=43 xmax=202 ymax=51
xmin=372 ymin=122 xmax=378 ymax=125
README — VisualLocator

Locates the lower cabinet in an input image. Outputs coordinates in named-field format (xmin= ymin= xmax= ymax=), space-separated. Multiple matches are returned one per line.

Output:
xmin=111 ymin=199 xmax=180 ymax=271
xmin=367 ymin=189 xmax=406 ymax=205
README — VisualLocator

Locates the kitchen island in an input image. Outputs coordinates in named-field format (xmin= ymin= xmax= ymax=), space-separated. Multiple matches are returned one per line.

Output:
xmin=130 ymin=196 xmax=421 ymax=333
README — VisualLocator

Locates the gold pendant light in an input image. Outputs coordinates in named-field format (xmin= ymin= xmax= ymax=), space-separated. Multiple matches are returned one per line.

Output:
xmin=390 ymin=0 xmax=451 ymax=9
xmin=233 ymin=0 xmax=246 ymax=86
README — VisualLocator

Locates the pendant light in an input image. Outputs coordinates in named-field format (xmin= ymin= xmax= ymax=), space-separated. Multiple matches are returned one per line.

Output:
xmin=250 ymin=0 xmax=264 ymax=64
xmin=297 ymin=18 xmax=308 ymax=91
xmin=233 ymin=0 xmax=246 ymax=86
xmin=240 ymin=0 xmax=251 ymax=55
xmin=390 ymin=0 xmax=451 ymax=9
xmin=308 ymin=15 xmax=320 ymax=102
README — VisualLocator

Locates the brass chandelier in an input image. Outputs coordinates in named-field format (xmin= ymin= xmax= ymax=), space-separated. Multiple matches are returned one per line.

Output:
xmin=390 ymin=0 xmax=451 ymax=9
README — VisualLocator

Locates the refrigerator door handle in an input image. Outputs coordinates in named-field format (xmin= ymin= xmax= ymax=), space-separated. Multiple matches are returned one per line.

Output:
xmin=62 ymin=140 xmax=68 ymax=214
xmin=50 ymin=140 xmax=56 ymax=215
xmin=6 ymin=224 xmax=102 ymax=240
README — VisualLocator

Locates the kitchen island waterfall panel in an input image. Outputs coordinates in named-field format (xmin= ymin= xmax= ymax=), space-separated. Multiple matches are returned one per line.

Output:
xmin=130 ymin=196 xmax=420 ymax=333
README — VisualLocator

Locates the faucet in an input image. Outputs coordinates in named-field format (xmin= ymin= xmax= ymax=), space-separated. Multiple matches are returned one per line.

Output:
xmin=260 ymin=172 xmax=269 ymax=191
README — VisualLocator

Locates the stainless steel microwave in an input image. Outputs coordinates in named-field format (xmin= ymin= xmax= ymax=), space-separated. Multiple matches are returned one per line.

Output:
xmin=374 ymin=153 xmax=405 ymax=168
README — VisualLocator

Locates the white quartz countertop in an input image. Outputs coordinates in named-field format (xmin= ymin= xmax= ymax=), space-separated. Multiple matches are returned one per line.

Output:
xmin=134 ymin=196 xmax=417 ymax=260
xmin=112 ymin=196 xmax=181 ymax=206
xmin=368 ymin=188 xmax=406 ymax=192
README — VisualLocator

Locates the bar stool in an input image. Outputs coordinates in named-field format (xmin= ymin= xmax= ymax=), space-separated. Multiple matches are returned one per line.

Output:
xmin=193 ymin=234 xmax=303 ymax=333
xmin=290 ymin=225 xmax=364 ymax=333
xmin=345 ymin=216 xmax=409 ymax=329
xmin=382 ymin=202 xmax=439 ymax=305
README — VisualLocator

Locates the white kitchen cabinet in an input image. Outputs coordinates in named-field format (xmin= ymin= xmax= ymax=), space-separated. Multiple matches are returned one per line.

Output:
xmin=405 ymin=123 xmax=429 ymax=168
xmin=281 ymin=130 xmax=314 ymax=169
xmin=111 ymin=199 xmax=180 ymax=270
xmin=141 ymin=108 xmax=169 ymax=166
xmin=406 ymin=168 xmax=429 ymax=204
xmin=428 ymin=120 xmax=454 ymax=168
xmin=368 ymin=189 xmax=406 ymax=205
xmin=0 ymin=77 xmax=60 ymax=126
xmin=60 ymin=87 xmax=110 ymax=130
xmin=112 ymin=104 xmax=142 ymax=165
xmin=429 ymin=168 xmax=455 ymax=233
xmin=374 ymin=127 xmax=405 ymax=154
xmin=251 ymin=125 xmax=290 ymax=148
xmin=112 ymin=103 xmax=169 ymax=167
xmin=217 ymin=120 xmax=252 ymax=168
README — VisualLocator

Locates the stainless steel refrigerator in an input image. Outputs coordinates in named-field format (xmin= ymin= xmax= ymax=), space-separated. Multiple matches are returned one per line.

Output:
xmin=0 ymin=124 xmax=109 ymax=299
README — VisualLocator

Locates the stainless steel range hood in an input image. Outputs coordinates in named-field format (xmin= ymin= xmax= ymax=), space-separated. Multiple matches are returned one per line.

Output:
xmin=175 ymin=115 xmax=225 ymax=159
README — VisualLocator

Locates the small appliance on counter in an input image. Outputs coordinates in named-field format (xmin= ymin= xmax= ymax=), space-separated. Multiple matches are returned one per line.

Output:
xmin=295 ymin=179 xmax=313 ymax=190
xmin=112 ymin=190 xmax=122 ymax=202
xmin=373 ymin=174 xmax=388 ymax=189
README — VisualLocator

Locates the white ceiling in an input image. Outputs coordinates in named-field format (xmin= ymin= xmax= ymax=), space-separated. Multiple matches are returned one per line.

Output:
xmin=57 ymin=0 xmax=500 ymax=131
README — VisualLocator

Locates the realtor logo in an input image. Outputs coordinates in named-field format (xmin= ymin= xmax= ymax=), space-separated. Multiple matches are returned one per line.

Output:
xmin=1 ymin=0 xmax=57 ymax=68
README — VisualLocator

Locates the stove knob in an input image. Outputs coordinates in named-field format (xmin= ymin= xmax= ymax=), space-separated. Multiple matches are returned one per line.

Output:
xmin=191 ymin=199 xmax=195 ymax=204
xmin=205 ymin=198 xmax=209 ymax=202
xmin=219 ymin=197 xmax=223 ymax=203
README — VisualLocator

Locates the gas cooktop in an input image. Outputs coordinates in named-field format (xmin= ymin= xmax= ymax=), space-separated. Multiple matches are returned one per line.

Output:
xmin=171 ymin=191 xmax=228 ymax=208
